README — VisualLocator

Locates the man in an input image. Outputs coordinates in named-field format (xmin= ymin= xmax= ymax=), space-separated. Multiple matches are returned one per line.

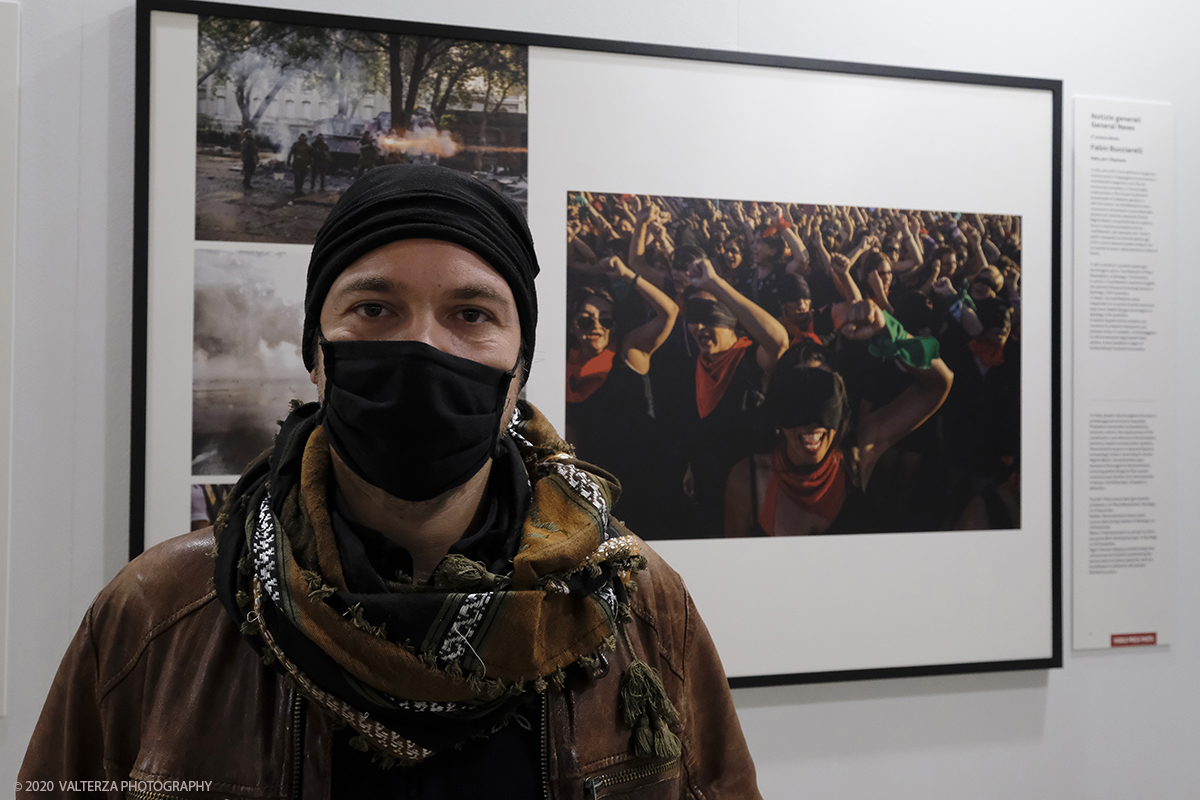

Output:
xmin=240 ymin=127 xmax=258 ymax=190
xmin=287 ymin=132 xmax=312 ymax=197
xmin=309 ymin=132 xmax=330 ymax=192
xmin=21 ymin=166 xmax=760 ymax=798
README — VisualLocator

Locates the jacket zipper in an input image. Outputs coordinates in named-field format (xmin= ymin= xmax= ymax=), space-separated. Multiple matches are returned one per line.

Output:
xmin=541 ymin=690 xmax=551 ymax=800
xmin=582 ymin=757 xmax=678 ymax=799
xmin=126 ymin=696 xmax=305 ymax=800
xmin=290 ymin=691 xmax=304 ymax=800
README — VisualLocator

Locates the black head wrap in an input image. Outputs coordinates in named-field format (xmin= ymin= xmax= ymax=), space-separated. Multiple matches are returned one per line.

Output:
xmin=765 ymin=365 xmax=847 ymax=431
xmin=891 ymin=289 xmax=934 ymax=334
xmin=686 ymin=297 xmax=738 ymax=329
xmin=975 ymin=297 xmax=1013 ymax=332
xmin=302 ymin=165 xmax=539 ymax=375
xmin=672 ymin=245 xmax=707 ymax=272
xmin=776 ymin=272 xmax=808 ymax=304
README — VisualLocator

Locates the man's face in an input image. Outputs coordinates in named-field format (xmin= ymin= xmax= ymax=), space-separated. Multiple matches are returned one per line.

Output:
xmin=311 ymin=238 xmax=523 ymax=425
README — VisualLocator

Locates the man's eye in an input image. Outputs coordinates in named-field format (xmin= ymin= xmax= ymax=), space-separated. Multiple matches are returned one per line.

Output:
xmin=357 ymin=303 xmax=386 ymax=318
xmin=460 ymin=308 xmax=487 ymax=323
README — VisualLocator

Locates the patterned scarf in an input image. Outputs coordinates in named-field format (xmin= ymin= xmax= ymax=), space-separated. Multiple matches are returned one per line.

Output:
xmin=759 ymin=444 xmax=847 ymax=535
xmin=214 ymin=400 xmax=678 ymax=767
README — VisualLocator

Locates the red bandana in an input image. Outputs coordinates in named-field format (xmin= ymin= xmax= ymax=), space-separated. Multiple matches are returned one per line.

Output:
xmin=695 ymin=337 xmax=753 ymax=419
xmin=759 ymin=444 xmax=846 ymax=535
xmin=782 ymin=317 xmax=821 ymax=347
xmin=566 ymin=348 xmax=616 ymax=403
xmin=968 ymin=339 xmax=1006 ymax=368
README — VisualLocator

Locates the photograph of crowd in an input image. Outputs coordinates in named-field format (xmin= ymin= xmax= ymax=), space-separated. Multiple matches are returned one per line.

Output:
xmin=565 ymin=192 xmax=1023 ymax=540
xmin=194 ymin=16 xmax=528 ymax=244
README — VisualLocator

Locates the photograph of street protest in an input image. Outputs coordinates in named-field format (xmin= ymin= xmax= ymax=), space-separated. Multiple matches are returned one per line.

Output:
xmin=565 ymin=192 xmax=1023 ymax=540
xmin=192 ymin=247 xmax=315 ymax=476
xmin=194 ymin=16 xmax=528 ymax=244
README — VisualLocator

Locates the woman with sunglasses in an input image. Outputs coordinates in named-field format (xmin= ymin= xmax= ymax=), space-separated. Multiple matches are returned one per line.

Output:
xmin=565 ymin=255 xmax=679 ymax=532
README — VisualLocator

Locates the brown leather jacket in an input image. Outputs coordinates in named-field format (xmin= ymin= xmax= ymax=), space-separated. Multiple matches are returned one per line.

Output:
xmin=20 ymin=530 xmax=761 ymax=799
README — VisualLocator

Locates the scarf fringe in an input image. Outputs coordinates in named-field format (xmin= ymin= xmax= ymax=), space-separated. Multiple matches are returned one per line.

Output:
xmin=431 ymin=554 xmax=503 ymax=590
xmin=343 ymin=603 xmax=388 ymax=639
xmin=618 ymin=651 xmax=682 ymax=760
xmin=300 ymin=569 xmax=338 ymax=601
xmin=221 ymin=401 xmax=679 ymax=769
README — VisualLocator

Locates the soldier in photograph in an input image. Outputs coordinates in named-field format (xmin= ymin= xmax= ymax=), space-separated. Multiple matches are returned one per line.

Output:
xmin=287 ymin=132 xmax=312 ymax=197
xmin=356 ymin=129 xmax=379 ymax=177
xmin=20 ymin=165 xmax=760 ymax=798
xmin=239 ymin=127 xmax=258 ymax=191
xmin=310 ymin=132 xmax=330 ymax=192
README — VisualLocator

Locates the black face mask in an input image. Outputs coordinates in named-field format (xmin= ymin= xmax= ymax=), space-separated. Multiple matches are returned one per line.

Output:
xmin=319 ymin=338 xmax=516 ymax=502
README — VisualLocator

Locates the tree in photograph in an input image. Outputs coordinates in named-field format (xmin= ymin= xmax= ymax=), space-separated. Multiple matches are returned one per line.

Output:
xmin=197 ymin=17 xmax=326 ymax=131
xmin=300 ymin=28 xmax=389 ymax=120
xmin=427 ymin=42 xmax=494 ymax=127
xmin=337 ymin=35 xmax=526 ymax=137
xmin=344 ymin=33 xmax=457 ymax=132
xmin=469 ymin=44 xmax=528 ymax=171
xmin=388 ymin=36 xmax=456 ymax=132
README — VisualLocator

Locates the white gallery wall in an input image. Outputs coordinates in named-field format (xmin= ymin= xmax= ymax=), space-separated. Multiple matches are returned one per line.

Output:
xmin=2 ymin=0 xmax=1198 ymax=796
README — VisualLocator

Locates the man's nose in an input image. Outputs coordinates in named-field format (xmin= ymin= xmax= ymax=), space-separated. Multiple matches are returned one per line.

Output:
xmin=397 ymin=311 xmax=443 ymax=349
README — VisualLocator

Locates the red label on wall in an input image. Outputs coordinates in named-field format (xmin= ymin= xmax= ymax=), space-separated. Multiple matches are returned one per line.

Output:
xmin=1111 ymin=633 xmax=1157 ymax=647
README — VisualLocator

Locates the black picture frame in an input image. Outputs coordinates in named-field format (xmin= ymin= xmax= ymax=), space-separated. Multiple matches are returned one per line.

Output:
xmin=133 ymin=0 xmax=1062 ymax=685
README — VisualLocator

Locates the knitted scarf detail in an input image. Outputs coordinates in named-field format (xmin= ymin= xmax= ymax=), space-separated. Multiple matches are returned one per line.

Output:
xmin=214 ymin=400 xmax=679 ymax=767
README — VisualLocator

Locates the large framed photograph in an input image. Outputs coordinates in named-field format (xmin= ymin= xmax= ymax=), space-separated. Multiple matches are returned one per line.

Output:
xmin=135 ymin=0 xmax=1062 ymax=684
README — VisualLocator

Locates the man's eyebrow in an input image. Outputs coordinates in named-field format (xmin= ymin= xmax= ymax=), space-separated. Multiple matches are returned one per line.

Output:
xmin=449 ymin=283 xmax=510 ymax=304
xmin=331 ymin=275 xmax=394 ymax=296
